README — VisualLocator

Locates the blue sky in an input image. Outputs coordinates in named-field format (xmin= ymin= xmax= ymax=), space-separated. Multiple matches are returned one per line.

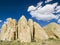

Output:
xmin=0 ymin=0 xmax=60 ymax=27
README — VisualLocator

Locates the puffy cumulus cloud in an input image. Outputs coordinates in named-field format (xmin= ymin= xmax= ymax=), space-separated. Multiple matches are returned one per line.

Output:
xmin=0 ymin=20 xmax=2 ymax=22
xmin=28 ymin=5 xmax=36 ymax=11
xmin=28 ymin=2 xmax=60 ymax=21
xmin=28 ymin=2 xmax=43 ymax=12
xmin=56 ymin=6 xmax=60 ymax=13
xmin=58 ymin=19 xmax=60 ymax=23
xmin=45 ymin=0 xmax=52 ymax=3
xmin=3 ymin=18 xmax=11 ymax=24
xmin=4 ymin=21 xmax=8 ymax=24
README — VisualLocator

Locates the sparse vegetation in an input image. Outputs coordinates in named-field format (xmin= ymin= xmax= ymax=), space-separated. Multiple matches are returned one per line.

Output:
xmin=0 ymin=39 xmax=60 ymax=45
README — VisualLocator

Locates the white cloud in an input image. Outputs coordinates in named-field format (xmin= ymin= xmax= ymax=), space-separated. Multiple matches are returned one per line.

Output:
xmin=37 ymin=2 xmax=43 ymax=7
xmin=55 ymin=6 xmax=60 ymax=13
xmin=45 ymin=0 xmax=52 ymax=3
xmin=28 ymin=5 xmax=36 ymax=11
xmin=0 ymin=29 xmax=1 ymax=31
xmin=4 ymin=21 xmax=8 ymax=24
xmin=0 ymin=20 xmax=2 ymax=22
xmin=58 ymin=19 xmax=60 ymax=23
xmin=28 ymin=2 xmax=60 ymax=21
xmin=3 ymin=18 xmax=10 ymax=24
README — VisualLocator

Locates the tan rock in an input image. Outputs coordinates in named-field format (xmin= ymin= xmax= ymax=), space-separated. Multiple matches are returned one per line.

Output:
xmin=8 ymin=18 xmax=17 ymax=41
xmin=44 ymin=22 xmax=60 ymax=39
xmin=34 ymin=22 xmax=48 ymax=41
xmin=28 ymin=19 xmax=34 ymax=40
xmin=1 ymin=18 xmax=17 ymax=41
xmin=1 ymin=15 xmax=58 ymax=42
xmin=18 ymin=17 xmax=21 ymax=39
xmin=1 ymin=29 xmax=11 ymax=41
xmin=13 ymin=19 xmax=17 ymax=40
xmin=1 ymin=24 xmax=7 ymax=35
xmin=0 ymin=24 xmax=7 ymax=40
xmin=18 ymin=16 xmax=31 ymax=42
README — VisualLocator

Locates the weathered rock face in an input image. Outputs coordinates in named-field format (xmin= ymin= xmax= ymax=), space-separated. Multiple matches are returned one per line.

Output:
xmin=44 ymin=22 xmax=60 ymax=39
xmin=1 ymin=24 xmax=7 ymax=35
xmin=1 ymin=18 xmax=17 ymax=41
xmin=13 ymin=19 xmax=17 ymax=40
xmin=34 ymin=22 xmax=48 ymax=41
xmin=0 ymin=24 xmax=7 ymax=40
xmin=18 ymin=16 xmax=31 ymax=42
xmin=7 ymin=18 xmax=17 ymax=41
xmin=28 ymin=19 xmax=34 ymax=40
xmin=1 ymin=15 xmax=60 ymax=42
xmin=0 ymin=16 xmax=49 ymax=42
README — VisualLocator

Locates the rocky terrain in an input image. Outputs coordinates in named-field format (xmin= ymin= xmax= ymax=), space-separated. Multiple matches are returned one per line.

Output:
xmin=0 ymin=15 xmax=60 ymax=45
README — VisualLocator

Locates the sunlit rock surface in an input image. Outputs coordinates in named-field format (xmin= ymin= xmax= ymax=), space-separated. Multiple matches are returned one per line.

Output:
xmin=1 ymin=15 xmax=60 ymax=42
xmin=28 ymin=19 xmax=34 ymax=40
xmin=1 ymin=18 xmax=17 ymax=41
xmin=43 ymin=22 xmax=60 ymax=39
xmin=34 ymin=22 xmax=48 ymax=41
xmin=0 ymin=24 xmax=7 ymax=40
xmin=18 ymin=16 xmax=31 ymax=42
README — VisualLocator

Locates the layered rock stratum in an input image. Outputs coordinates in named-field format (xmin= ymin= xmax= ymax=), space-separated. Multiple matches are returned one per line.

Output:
xmin=0 ymin=15 xmax=60 ymax=42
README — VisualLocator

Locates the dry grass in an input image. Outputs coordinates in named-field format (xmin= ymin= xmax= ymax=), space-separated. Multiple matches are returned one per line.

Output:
xmin=0 ymin=39 xmax=60 ymax=45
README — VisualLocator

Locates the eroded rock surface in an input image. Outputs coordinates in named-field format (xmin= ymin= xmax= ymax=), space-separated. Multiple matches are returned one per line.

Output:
xmin=18 ymin=16 xmax=31 ymax=42
xmin=1 ymin=16 xmax=60 ymax=42
xmin=28 ymin=19 xmax=34 ymax=40
xmin=44 ymin=22 xmax=60 ymax=39
xmin=34 ymin=22 xmax=48 ymax=41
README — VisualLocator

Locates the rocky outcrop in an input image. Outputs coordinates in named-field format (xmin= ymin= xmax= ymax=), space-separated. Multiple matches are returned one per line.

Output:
xmin=1 ymin=15 xmax=60 ymax=42
xmin=43 ymin=22 xmax=60 ymax=39
xmin=28 ymin=19 xmax=34 ymax=40
xmin=0 ymin=18 xmax=17 ymax=41
xmin=34 ymin=22 xmax=48 ymax=41
xmin=18 ymin=16 xmax=31 ymax=42
xmin=0 ymin=24 xmax=7 ymax=40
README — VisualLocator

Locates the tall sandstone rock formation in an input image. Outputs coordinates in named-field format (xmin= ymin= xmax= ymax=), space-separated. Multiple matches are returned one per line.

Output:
xmin=0 ymin=18 xmax=17 ymax=41
xmin=7 ymin=18 xmax=17 ymax=41
xmin=34 ymin=22 xmax=48 ymax=41
xmin=0 ymin=24 xmax=7 ymax=40
xmin=0 ymin=15 xmax=51 ymax=42
xmin=18 ymin=16 xmax=31 ymax=42
xmin=43 ymin=22 xmax=60 ymax=39
xmin=28 ymin=19 xmax=34 ymax=40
